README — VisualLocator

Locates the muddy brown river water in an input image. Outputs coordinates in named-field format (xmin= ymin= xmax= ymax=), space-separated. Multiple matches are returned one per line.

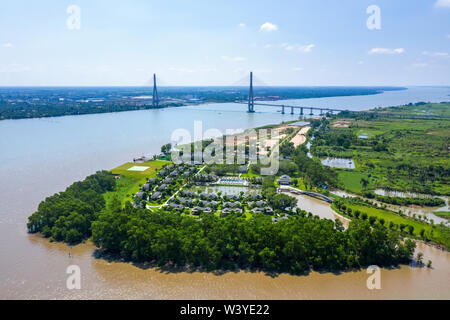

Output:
xmin=1 ymin=94 xmax=449 ymax=299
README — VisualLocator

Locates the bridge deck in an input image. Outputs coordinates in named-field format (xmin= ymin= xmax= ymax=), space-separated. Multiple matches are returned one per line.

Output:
xmin=278 ymin=186 xmax=334 ymax=203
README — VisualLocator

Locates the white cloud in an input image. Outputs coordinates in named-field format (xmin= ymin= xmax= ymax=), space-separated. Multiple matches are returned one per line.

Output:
xmin=238 ymin=23 xmax=246 ymax=28
xmin=435 ymin=0 xmax=450 ymax=8
xmin=285 ymin=45 xmax=295 ymax=51
xmin=411 ymin=62 xmax=429 ymax=68
xmin=357 ymin=61 xmax=364 ymax=65
xmin=299 ymin=44 xmax=315 ymax=53
xmin=368 ymin=47 xmax=405 ymax=55
xmin=446 ymin=34 xmax=450 ymax=39
xmin=221 ymin=56 xmax=245 ymax=62
xmin=260 ymin=22 xmax=278 ymax=32
xmin=3 ymin=43 xmax=13 ymax=48
xmin=422 ymin=51 xmax=449 ymax=57
xmin=264 ymin=44 xmax=273 ymax=49
xmin=292 ymin=67 xmax=303 ymax=71
xmin=282 ymin=43 xmax=315 ymax=53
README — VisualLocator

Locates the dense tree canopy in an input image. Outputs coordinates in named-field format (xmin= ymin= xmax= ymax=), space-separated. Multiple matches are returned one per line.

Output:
xmin=27 ymin=171 xmax=116 ymax=243
xmin=92 ymin=204 xmax=416 ymax=273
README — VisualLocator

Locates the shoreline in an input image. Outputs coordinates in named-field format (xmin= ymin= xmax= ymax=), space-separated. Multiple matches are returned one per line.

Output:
xmin=0 ymin=87 xmax=406 ymax=122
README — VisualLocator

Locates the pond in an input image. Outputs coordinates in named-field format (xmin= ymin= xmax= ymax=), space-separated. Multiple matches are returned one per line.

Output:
xmin=321 ymin=157 xmax=356 ymax=169
xmin=199 ymin=185 xmax=261 ymax=196
xmin=374 ymin=189 xmax=430 ymax=199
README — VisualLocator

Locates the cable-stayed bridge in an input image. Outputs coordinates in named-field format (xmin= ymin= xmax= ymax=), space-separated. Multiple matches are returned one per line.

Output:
xmin=150 ymin=71 xmax=352 ymax=116
xmin=149 ymin=72 xmax=450 ymax=119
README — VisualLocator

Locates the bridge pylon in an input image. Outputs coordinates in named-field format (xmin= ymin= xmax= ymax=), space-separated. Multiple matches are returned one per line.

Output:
xmin=152 ymin=73 xmax=159 ymax=108
xmin=247 ymin=71 xmax=255 ymax=113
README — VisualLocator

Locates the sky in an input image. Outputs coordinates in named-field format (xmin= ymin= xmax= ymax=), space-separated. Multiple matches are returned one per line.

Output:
xmin=0 ymin=0 xmax=449 ymax=86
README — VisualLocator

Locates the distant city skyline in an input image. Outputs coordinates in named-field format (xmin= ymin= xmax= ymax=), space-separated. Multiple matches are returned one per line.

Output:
xmin=0 ymin=0 xmax=449 ymax=86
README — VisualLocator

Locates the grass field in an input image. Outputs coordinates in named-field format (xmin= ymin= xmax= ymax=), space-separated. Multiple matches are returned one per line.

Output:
xmin=336 ymin=170 xmax=371 ymax=193
xmin=105 ymin=160 xmax=170 ymax=206
xmin=333 ymin=201 xmax=450 ymax=250
xmin=313 ymin=103 xmax=450 ymax=195
xmin=435 ymin=211 xmax=450 ymax=220
xmin=111 ymin=160 xmax=169 ymax=178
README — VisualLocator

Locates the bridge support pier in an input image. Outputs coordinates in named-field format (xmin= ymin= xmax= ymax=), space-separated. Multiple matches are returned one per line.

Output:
xmin=320 ymin=109 xmax=323 ymax=116
xmin=281 ymin=105 xmax=285 ymax=114
xmin=300 ymin=107 xmax=304 ymax=116
xmin=290 ymin=106 xmax=294 ymax=115
xmin=310 ymin=108 xmax=313 ymax=116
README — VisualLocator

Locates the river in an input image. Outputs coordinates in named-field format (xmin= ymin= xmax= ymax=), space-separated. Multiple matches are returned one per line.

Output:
xmin=1 ymin=86 xmax=449 ymax=299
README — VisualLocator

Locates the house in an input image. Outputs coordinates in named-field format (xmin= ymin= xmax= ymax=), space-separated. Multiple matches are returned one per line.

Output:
xmin=181 ymin=190 xmax=195 ymax=197
xmin=192 ymin=207 xmax=212 ymax=215
xmin=224 ymin=202 xmax=241 ymax=208
xmin=278 ymin=175 xmax=292 ymax=185
xmin=158 ymin=184 xmax=168 ymax=191
xmin=142 ymin=183 xmax=151 ymax=192
xmin=169 ymin=203 xmax=184 ymax=211
xmin=157 ymin=170 xmax=167 ymax=177
xmin=148 ymin=178 xmax=157 ymax=184
xmin=256 ymin=200 xmax=267 ymax=207
xmin=200 ymin=193 xmax=216 ymax=200
xmin=272 ymin=215 xmax=289 ymax=222
xmin=163 ymin=177 xmax=173 ymax=184
xmin=239 ymin=165 xmax=248 ymax=174
xmin=247 ymin=194 xmax=262 ymax=200
xmin=252 ymin=207 xmax=274 ymax=215
xmin=223 ymin=208 xmax=242 ymax=215
xmin=135 ymin=192 xmax=146 ymax=200
xmin=202 ymin=207 xmax=212 ymax=214
xmin=253 ymin=177 xmax=263 ymax=184
xmin=151 ymin=192 xmax=162 ymax=200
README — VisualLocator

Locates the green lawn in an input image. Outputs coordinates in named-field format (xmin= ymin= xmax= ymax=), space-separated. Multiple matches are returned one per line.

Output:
xmin=337 ymin=170 xmax=370 ymax=193
xmin=310 ymin=104 xmax=450 ymax=196
xmin=111 ymin=160 xmax=169 ymax=178
xmin=434 ymin=211 xmax=450 ymax=220
xmin=334 ymin=202 xmax=450 ymax=250
xmin=241 ymin=166 xmax=259 ymax=178
xmin=105 ymin=160 xmax=171 ymax=206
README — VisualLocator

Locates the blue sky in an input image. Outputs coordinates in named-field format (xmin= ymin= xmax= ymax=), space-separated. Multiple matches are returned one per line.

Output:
xmin=0 ymin=0 xmax=449 ymax=86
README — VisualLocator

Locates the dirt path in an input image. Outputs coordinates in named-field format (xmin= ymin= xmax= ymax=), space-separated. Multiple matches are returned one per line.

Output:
xmin=290 ymin=126 xmax=311 ymax=148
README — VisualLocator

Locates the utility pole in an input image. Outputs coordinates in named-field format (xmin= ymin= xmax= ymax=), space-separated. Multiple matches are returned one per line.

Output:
xmin=248 ymin=71 xmax=255 ymax=113
xmin=152 ymin=73 xmax=159 ymax=108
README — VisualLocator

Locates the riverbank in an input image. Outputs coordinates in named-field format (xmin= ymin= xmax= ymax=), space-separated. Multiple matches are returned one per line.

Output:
xmin=2 ymin=88 xmax=450 ymax=299
xmin=0 ymin=86 xmax=405 ymax=121
xmin=18 ymin=234 xmax=450 ymax=300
